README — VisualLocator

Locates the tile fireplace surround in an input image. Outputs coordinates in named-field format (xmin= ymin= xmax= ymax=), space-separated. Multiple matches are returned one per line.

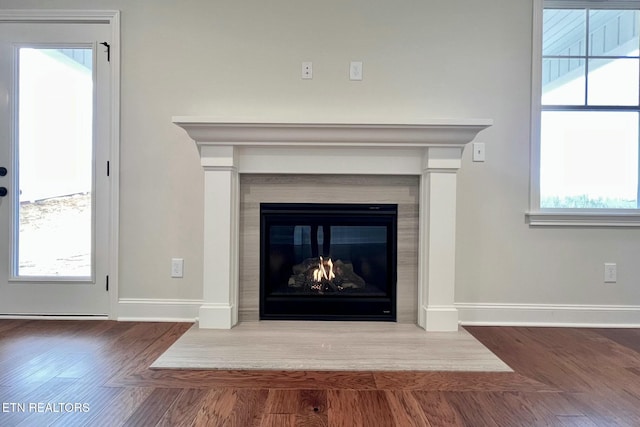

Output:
xmin=174 ymin=118 xmax=492 ymax=332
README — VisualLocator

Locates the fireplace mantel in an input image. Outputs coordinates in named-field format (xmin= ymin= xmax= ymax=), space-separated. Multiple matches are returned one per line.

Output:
xmin=174 ymin=117 xmax=492 ymax=331
xmin=173 ymin=118 xmax=491 ymax=147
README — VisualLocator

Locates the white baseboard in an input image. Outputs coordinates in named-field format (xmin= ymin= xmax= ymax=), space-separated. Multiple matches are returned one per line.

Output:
xmin=422 ymin=305 xmax=459 ymax=331
xmin=198 ymin=303 xmax=236 ymax=329
xmin=112 ymin=300 xmax=640 ymax=327
xmin=456 ymin=303 xmax=640 ymax=327
xmin=0 ymin=315 xmax=108 ymax=321
xmin=117 ymin=298 xmax=201 ymax=322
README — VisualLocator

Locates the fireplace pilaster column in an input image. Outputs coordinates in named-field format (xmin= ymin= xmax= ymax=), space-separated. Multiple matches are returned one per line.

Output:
xmin=199 ymin=145 xmax=239 ymax=328
xmin=418 ymin=147 xmax=463 ymax=332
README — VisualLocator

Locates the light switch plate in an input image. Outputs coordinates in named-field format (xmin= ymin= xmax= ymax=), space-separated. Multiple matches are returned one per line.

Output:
xmin=472 ymin=142 xmax=486 ymax=162
xmin=350 ymin=61 xmax=363 ymax=81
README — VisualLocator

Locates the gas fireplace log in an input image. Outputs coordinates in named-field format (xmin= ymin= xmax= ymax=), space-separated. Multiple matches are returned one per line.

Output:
xmin=333 ymin=260 xmax=365 ymax=289
xmin=291 ymin=258 xmax=322 ymax=275
xmin=288 ymin=257 xmax=366 ymax=292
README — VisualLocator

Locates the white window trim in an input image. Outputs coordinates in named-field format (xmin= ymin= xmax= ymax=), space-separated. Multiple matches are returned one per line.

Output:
xmin=527 ymin=0 xmax=640 ymax=226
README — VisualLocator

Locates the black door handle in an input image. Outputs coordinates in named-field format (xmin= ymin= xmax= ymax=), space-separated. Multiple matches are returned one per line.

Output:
xmin=0 ymin=187 xmax=6 ymax=197
xmin=0 ymin=167 xmax=6 ymax=177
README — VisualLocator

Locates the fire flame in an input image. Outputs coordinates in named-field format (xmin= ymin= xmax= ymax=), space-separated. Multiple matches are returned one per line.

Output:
xmin=313 ymin=256 xmax=335 ymax=282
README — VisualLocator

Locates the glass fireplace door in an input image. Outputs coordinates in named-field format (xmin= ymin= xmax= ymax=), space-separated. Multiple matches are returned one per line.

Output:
xmin=260 ymin=204 xmax=397 ymax=321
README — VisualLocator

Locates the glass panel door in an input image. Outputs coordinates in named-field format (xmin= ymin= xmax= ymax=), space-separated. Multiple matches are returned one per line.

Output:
xmin=0 ymin=20 xmax=112 ymax=316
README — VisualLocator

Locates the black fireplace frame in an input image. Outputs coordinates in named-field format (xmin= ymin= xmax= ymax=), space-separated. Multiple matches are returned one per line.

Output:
xmin=259 ymin=203 xmax=397 ymax=321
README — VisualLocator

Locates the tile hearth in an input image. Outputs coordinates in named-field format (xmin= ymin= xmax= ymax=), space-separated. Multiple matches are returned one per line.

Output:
xmin=151 ymin=321 xmax=512 ymax=372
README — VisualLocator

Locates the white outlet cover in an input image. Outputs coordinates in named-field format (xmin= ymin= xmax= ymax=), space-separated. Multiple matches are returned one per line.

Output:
xmin=171 ymin=258 xmax=184 ymax=278
xmin=472 ymin=142 xmax=486 ymax=162
xmin=350 ymin=61 xmax=363 ymax=81
xmin=604 ymin=262 xmax=617 ymax=283
xmin=302 ymin=61 xmax=313 ymax=79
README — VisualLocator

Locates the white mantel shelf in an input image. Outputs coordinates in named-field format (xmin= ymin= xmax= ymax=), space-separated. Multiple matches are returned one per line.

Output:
xmin=174 ymin=117 xmax=492 ymax=332
xmin=173 ymin=117 xmax=492 ymax=147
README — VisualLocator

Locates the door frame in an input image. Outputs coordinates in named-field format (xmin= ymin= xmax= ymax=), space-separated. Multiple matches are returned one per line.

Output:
xmin=0 ymin=10 xmax=120 ymax=319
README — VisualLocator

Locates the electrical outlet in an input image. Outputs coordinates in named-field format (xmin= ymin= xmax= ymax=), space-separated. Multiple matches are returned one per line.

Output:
xmin=604 ymin=263 xmax=617 ymax=283
xmin=171 ymin=258 xmax=184 ymax=278
xmin=302 ymin=61 xmax=312 ymax=79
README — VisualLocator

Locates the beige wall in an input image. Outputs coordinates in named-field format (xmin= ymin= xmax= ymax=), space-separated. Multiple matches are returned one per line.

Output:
xmin=3 ymin=0 xmax=638 ymax=318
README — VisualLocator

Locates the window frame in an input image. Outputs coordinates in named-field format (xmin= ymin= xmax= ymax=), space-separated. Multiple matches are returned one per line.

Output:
xmin=528 ymin=0 xmax=640 ymax=226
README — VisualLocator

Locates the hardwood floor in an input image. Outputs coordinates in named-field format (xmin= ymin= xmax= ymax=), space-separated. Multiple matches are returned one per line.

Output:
xmin=0 ymin=320 xmax=639 ymax=426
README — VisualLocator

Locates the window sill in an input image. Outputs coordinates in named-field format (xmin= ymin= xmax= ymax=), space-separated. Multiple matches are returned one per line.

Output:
xmin=526 ymin=211 xmax=640 ymax=227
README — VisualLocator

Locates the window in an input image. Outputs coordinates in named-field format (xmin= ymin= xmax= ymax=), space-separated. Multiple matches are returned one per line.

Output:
xmin=531 ymin=0 xmax=640 ymax=224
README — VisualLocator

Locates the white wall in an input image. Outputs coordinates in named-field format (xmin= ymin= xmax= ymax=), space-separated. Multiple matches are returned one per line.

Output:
xmin=3 ymin=0 xmax=638 ymax=324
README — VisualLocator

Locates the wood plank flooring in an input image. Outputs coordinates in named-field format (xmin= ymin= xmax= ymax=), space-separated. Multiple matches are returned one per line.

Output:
xmin=0 ymin=320 xmax=639 ymax=426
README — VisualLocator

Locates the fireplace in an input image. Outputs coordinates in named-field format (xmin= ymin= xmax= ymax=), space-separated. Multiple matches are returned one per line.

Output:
xmin=260 ymin=203 xmax=397 ymax=320
xmin=173 ymin=118 xmax=492 ymax=331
